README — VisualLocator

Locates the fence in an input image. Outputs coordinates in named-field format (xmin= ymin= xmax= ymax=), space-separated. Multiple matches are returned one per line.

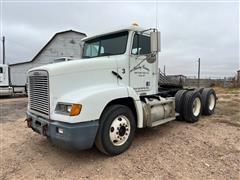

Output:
xmin=184 ymin=78 xmax=232 ymax=88
xmin=159 ymin=73 xmax=238 ymax=88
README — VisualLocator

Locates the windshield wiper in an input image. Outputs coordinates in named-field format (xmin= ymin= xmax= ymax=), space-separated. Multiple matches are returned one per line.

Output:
xmin=100 ymin=52 xmax=114 ymax=56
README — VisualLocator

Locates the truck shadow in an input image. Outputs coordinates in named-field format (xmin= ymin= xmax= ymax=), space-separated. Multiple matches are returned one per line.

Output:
xmin=135 ymin=120 xmax=181 ymax=139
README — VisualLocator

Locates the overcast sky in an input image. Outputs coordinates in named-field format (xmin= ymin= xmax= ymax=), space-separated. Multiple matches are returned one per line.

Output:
xmin=0 ymin=0 xmax=239 ymax=78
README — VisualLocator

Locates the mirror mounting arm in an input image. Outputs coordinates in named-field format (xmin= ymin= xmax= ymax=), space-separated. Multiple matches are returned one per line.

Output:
xmin=139 ymin=28 xmax=158 ymax=34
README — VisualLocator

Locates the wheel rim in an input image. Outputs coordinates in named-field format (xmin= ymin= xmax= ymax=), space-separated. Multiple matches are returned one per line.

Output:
xmin=208 ymin=94 xmax=215 ymax=110
xmin=192 ymin=97 xmax=201 ymax=116
xmin=109 ymin=115 xmax=131 ymax=146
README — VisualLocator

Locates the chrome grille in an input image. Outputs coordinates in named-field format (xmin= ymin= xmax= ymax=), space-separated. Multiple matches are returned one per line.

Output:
xmin=29 ymin=71 xmax=49 ymax=115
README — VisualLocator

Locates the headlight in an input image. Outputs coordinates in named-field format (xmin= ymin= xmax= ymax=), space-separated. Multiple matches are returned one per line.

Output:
xmin=55 ymin=103 xmax=82 ymax=116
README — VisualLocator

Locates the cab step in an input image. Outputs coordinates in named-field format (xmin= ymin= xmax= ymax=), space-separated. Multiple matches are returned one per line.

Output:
xmin=148 ymin=117 xmax=176 ymax=127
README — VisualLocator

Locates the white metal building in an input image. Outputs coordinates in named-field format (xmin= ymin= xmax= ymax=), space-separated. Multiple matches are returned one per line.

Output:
xmin=9 ymin=30 xmax=86 ymax=86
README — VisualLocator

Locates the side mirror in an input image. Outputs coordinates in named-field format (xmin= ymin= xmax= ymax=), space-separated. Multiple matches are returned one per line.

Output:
xmin=146 ymin=53 xmax=156 ymax=64
xmin=150 ymin=31 xmax=161 ymax=53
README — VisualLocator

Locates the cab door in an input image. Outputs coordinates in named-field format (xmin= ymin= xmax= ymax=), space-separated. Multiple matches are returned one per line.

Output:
xmin=0 ymin=67 xmax=3 ymax=83
xmin=0 ymin=65 xmax=9 ymax=86
xmin=129 ymin=33 xmax=157 ymax=95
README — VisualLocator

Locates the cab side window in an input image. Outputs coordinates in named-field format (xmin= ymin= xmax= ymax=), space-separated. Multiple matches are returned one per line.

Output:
xmin=0 ymin=67 xmax=3 ymax=74
xmin=84 ymin=41 xmax=100 ymax=58
xmin=131 ymin=34 xmax=150 ymax=55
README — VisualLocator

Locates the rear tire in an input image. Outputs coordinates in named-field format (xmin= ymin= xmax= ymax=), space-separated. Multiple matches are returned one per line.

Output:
xmin=196 ymin=87 xmax=204 ymax=94
xmin=175 ymin=90 xmax=188 ymax=121
xmin=183 ymin=90 xmax=202 ymax=123
xmin=95 ymin=105 xmax=136 ymax=156
xmin=202 ymin=88 xmax=217 ymax=115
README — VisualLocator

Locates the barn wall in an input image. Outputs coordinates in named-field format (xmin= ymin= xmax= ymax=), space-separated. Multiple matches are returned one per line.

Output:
xmin=10 ymin=32 xmax=86 ymax=86
xmin=10 ymin=63 xmax=32 ymax=86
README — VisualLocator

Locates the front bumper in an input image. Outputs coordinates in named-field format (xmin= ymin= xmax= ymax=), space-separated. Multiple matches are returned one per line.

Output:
xmin=26 ymin=112 xmax=99 ymax=150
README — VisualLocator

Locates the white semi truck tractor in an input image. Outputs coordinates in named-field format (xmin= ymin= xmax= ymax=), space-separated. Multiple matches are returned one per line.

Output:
xmin=26 ymin=25 xmax=217 ymax=155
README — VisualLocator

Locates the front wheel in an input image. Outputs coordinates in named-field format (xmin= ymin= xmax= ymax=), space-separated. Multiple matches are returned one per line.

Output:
xmin=95 ymin=105 xmax=136 ymax=156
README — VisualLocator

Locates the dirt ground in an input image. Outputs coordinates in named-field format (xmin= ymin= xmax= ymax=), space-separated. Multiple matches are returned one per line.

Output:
xmin=0 ymin=88 xmax=240 ymax=180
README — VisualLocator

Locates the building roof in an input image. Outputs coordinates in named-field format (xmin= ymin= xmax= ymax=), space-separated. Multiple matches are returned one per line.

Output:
xmin=10 ymin=30 xmax=86 ymax=66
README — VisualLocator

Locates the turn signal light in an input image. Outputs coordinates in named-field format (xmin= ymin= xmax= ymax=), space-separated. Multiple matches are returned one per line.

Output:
xmin=70 ymin=104 xmax=82 ymax=116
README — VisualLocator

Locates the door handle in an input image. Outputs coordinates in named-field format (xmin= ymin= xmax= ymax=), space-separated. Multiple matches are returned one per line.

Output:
xmin=112 ymin=71 xmax=122 ymax=80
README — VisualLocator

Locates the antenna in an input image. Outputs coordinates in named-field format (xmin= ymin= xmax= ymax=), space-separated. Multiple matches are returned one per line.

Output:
xmin=155 ymin=0 xmax=158 ymax=29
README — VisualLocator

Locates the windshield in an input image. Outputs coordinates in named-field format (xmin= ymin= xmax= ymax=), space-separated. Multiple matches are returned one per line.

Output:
xmin=82 ymin=31 xmax=128 ymax=58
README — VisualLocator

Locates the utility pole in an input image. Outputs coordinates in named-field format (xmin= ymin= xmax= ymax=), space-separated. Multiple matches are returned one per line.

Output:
xmin=163 ymin=65 xmax=166 ymax=76
xmin=2 ymin=36 xmax=5 ymax=64
xmin=197 ymin=58 xmax=200 ymax=87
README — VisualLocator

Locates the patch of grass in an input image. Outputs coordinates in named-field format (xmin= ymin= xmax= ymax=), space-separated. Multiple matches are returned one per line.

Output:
xmin=224 ymin=88 xmax=240 ymax=94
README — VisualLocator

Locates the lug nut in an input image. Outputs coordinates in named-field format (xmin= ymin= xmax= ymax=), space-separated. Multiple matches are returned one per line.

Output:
xmin=110 ymin=127 xmax=114 ymax=132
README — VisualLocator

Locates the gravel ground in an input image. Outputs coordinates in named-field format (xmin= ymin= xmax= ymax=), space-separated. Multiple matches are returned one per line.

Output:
xmin=0 ymin=96 xmax=28 ymax=123
xmin=0 ymin=88 xmax=240 ymax=179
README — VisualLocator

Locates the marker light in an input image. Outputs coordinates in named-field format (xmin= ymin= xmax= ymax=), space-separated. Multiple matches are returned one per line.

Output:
xmin=70 ymin=104 xmax=82 ymax=116
xmin=132 ymin=22 xmax=139 ymax=26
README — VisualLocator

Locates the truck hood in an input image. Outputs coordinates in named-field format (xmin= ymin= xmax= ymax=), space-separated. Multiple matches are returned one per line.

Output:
xmin=29 ymin=57 xmax=116 ymax=76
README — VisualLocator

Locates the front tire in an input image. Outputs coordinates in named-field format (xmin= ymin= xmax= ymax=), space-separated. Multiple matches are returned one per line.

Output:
xmin=95 ymin=105 xmax=136 ymax=156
